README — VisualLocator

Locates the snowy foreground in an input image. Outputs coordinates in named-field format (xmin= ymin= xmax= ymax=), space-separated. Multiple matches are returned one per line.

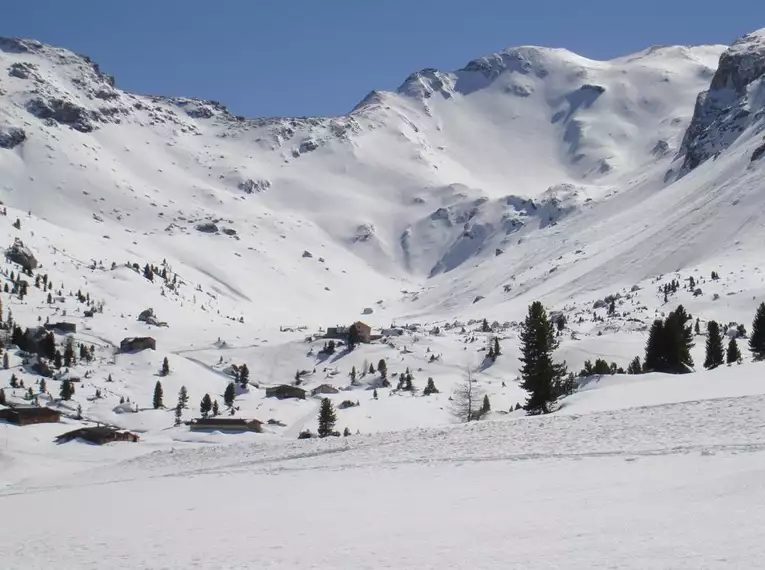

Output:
xmin=3 ymin=369 xmax=765 ymax=569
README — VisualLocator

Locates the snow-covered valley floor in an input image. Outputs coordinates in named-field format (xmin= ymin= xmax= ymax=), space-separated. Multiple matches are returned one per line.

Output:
xmin=3 ymin=371 xmax=765 ymax=569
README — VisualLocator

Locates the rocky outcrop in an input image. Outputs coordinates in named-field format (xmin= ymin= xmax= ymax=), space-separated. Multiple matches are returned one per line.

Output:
xmin=137 ymin=308 xmax=168 ymax=327
xmin=238 ymin=179 xmax=271 ymax=194
xmin=5 ymin=238 xmax=38 ymax=270
xmin=680 ymin=29 xmax=765 ymax=173
xmin=195 ymin=222 xmax=219 ymax=233
xmin=26 ymin=97 xmax=96 ymax=132
xmin=0 ymin=127 xmax=26 ymax=149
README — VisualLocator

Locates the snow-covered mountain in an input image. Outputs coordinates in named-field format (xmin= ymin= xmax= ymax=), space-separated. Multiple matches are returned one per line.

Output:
xmin=3 ymin=27 xmax=765 ymax=567
xmin=1 ymin=27 xmax=765 ymax=480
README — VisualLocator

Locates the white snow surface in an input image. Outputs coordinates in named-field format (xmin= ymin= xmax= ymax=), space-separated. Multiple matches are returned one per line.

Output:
xmin=1 ymin=28 xmax=765 ymax=569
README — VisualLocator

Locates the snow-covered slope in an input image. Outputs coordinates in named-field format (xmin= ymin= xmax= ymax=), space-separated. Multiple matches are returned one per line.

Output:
xmin=1 ymin=28 xmax=765 ymax=474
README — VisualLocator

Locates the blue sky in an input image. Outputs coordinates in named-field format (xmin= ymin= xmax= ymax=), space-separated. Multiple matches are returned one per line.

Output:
xmin=1 ymin=0 xmax=758 ymax=118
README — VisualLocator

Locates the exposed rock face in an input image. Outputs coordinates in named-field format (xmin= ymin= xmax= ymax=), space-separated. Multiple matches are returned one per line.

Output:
xmin=138 ymin=308 xmax=168 ymax=327
xmin=5 ymin=238 xmax=38 ymax=270
xmin=26 ymin=97 xmax=96 ymax=132
xmin=237 ymin=179 xmax=271 ymax=194
xmin=680 ymin=29 xmax=765 ymax=173
xmin=195 ymin=222 xmax=219 ymax=233
xmin=0 ymin=126 xmax=26 ymax=149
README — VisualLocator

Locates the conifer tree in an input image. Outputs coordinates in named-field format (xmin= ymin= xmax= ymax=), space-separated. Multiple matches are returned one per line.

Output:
xmin=174 ymin=403 xmax=183 ymax=426
xmin=0 ymin=388 xmax=5 ymax=406
xmin=369 ymin=363 xmax=375 ymax=374
xmin=372 ymin=388 xmax=378 ymax=400
xmin=178 ymin=385 xmax=189 ymax=408
xmin=482 ymin=319 xmax=490 ymax=332
xmin=481 ymin=394 xmax=491 ymax=416
xmin=343 ymin=427 xmax=351 ymax=437
xmin=423 ymin=377 xmax=439 ymax=396
xmin=160 ymin=357 xmax=170 ymax=377
xmin=694 ymin=318 xmax=701 ymax=335
xmin=238 ymin=364 xmax=249 ymax=388
xmin=224 ymin=382 xmax=236 ymax=407
xmin=378 ymin=359 xmax=387 ymax=380
xmin=60 ymin=379 xmax=74 ymax=400
xmin=2 ymin=352 xmax=8 ymax=370
xmin=9 ymin=374 xmax=18 ymax=388
xmin=349 ymin=366 xmax=357 ymax=384
xmin=317 ymin=398 xmax=337 ymax=437
xmin=212 ymin=400 xmax=220 ymax=416
xmin=200 ymin=393 xmax=213 ymax=417
xmin=63 ymin=339 xmax=74 ymax=368
xmin=493 ymin=337 xmax=501 ymax=357
xmin=704 ymin=321 xmax=725 ymax=370
xmin=54 ymin=350 xmax=63 ymax=370
xmin=79 ymin=343 xmax=89 ymax=361
xmin=153 ymin=381 xmax=164 ymax=409
xmin=727 ymin=337 xmax=742 ymax=364
xmin=39 ymin=378 xmax=47 ymax=393
xmin=519 ymin=302 xmax=565 ymax=414
xmin=347 ymin=324 xmax=360 ymax=351
xmin=749 ymin=303 xmax=765 ymax=361
xmin=41 ymin=332 xmax=56 ymax=361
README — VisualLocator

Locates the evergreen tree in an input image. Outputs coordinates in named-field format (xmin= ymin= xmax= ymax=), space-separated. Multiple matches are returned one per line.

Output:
xmin=174 ymin=403 xmax=183 ymax=426
xmin=694 ymin=318 xmax=701 ymax=335
xmin=200 ymin=393 xmax=213 ymax=417
xmin=349 ymin=365 xmax=357 ymax=384
xmin=11 ymin=326 xmax=23 ymax=350
xmin=143 ymin=264 xmax=154 ymax=282
xmin=224 ymin=382 xmax=236 ymax=407
xmin=727 ymin=338 xmax=742 ymax=364
xmin=60 ymin=379 xmax=74 ymax=400
xmin=627 ymin=356 xmax=642 ymax=375
xmin=378 ymin=359 xmax=387 ymax=380
xmin=423 ymin=377 xmax=439 ymax=396
xmin=482 ymin=318 xmax=490 ymax=332
xmin=369 ymin=363 xmax=375 ymax=374
xmin=178 ymin=385 xmax=189 ymax=408
xmin=76 ymin=404 xmax=82 ymax=420
xmin=39 ymin=378 xmax=47 ymax=393
xmin=153 ymin=381 xmax=164 ymax=409
xmin=238 ymin=364 xmax=249 ymax=388
xmin=519 ymin=302 xmax=566 ymax=414
xmin=749 ymin=303 xmax=765 ymax=361
xmin=704 ymin=321 xmax=725 ymax=370
xmin=347 ymin=324 xmax=360 ymax=351
xmin=107 ymin=373 xmax=113 ymax=382
xmin=54 ymin=350 xmax=63 ymax=369
xmin=212 ymin=400 xmax=220 ymax=416
xmin=373 ymin=388 xmax=378 ymax=400
xmin=493 ymin=337 xmax=501 ymax=357
xmin=47 ymin=292 xmax=53 ymax=304
xmin=9 ymin=374 xmax=18 ymax=388
xmin=317 ymin=397 xmax=337 ymax=437
xmin=343 ymin=427 xmax=351 ymax=437
xmin=2 ymin=352 xmax=8 ymax=370
xmin=79 ymin=343 xmax=89 ymax=361
xmin=665 ymin=305 xmax=694 ymax=372
xmin=0 ymin=388 xmax=5 ymax=406
xmin=481 ymin=394 xmax=491 ymax=416
xmin=63 ymin=339 xmax=74 ymax=368
xmin=160 ymin=357 xmax=170 ymax=377
xmin=404 ymin=369 xmax=414 ymax=392
xmin=608 ymin=299 xmax=616 ymax=315
xmin=40 ymin=332 xmax=56 ymax=361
